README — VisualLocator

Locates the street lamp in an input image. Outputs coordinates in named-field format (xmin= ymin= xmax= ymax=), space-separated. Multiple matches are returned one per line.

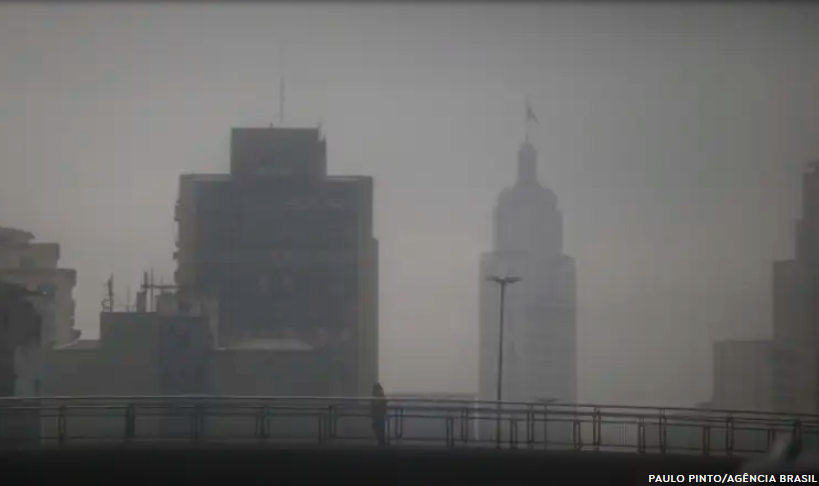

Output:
xmin=486 ymin=275 xmax=521 ymax=448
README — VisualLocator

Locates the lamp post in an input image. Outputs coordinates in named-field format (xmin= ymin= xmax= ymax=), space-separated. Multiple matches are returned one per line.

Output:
xmin=486 ymin=275 xmax=521 ymax=448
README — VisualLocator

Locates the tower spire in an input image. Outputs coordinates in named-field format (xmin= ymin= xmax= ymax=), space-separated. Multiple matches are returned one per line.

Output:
xmin=278 ymin=46 xmax=286 ymax=126
xmin=524 ymin=96 xmax=539 ymax=144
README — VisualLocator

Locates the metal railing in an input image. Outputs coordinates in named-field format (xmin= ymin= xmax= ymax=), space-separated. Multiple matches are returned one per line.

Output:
xmin=0 ymin=395 xmax=817 ymax=456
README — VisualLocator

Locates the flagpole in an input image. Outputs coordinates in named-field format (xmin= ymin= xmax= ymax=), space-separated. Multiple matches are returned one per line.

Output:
xmin=525 ymin=96 xmax=530 ymax=144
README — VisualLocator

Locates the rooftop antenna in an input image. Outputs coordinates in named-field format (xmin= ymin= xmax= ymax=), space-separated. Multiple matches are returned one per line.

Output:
xmin=101 ymin=274 xmax=114 ymax=312
xmin=278 ymin=45 xmax=287 ymax=126
xmin=149 ymin=268 xmax=155 ymax=312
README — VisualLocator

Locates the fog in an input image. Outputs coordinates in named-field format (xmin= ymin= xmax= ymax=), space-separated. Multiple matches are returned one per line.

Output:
xmin=1 ymin=3 xmax=817 ymax=407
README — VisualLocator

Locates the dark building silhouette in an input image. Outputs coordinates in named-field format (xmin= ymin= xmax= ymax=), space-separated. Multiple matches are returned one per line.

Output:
xmin=173 ymin=126 xmax=378 ymax=397
xmin=0 ymin=281 xmax=41 ymax=396
xmin=772 ymin=162 xmax=819 ymax=415
xmin=0 ymin=280 xmax=43 ymax=443
xmin=42 ymin=299 xmax=336 ymax=439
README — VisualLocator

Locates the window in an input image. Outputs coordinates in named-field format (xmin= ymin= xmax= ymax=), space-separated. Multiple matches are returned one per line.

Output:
xmin=36 ymin=283 xmax=57 ymax=299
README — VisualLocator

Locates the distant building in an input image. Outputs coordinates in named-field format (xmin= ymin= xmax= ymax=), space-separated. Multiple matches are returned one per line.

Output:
xmin=0 ymin=282 xmax=41 ymax=396
xmin=173 ymin=126 xmax=378 ymax=397
xmin=0 ymin=227 xmax=78 ymax=349
xmin=0 ymin=227 xmax=77 ymax=401
xmin=0 ymin=281 xmax=43 ymax=443
xmin=772 ymin=162 xmax=819 ymax=415
xmin=44 ymin=302 xmax=334 ymax=397
xmin=711 ymin=340 xmax=773 ymax=412
xmin=42 ymin=298 xmax=336 ymax=440
xmin=478 ymin=115 xmax=577 ymax=407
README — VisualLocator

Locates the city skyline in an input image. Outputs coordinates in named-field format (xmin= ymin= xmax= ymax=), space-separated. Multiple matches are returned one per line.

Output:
xmin=1 ymin=4 xmax=818 ymax=407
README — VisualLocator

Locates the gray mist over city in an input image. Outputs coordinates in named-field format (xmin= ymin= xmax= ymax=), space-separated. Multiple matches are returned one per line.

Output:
xmin=2 ymin=2 xmax=819 ymax=427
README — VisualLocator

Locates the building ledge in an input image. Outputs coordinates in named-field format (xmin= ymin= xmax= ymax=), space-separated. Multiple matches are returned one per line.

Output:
xmin=216 ymin=338 xmax=313 ymax=352
xmin=53 ymin=339 xmax=99 ymax=351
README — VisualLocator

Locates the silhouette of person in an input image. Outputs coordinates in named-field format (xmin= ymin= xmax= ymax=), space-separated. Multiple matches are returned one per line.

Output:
xmin=370 ymin=382 xmax=388 ymax=446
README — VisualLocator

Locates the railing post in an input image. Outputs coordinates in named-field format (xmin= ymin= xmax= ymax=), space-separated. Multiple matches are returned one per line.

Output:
xmin=445 ymin=415 xmax=455 ymax=449
xmin=702 ymin=424 xmax=711 ymax=456
xmin=190 ymin=405 xmax=203 ymax=443
xmin=793 ymin=420 xmax=803 ymax=449
xmin=659 ymin=411 xmax=667 ymax=454
xmin=57 ymin=405 xmax=67 ymax=446
xmin=460 ymin=407 xmax=469 ymax=447
xmin=592 ymin=407 xmax=603 ymax=451
xmin=317 ymin=409 xmax=325 ymax=445
xmin=328 ymin=405 xmax=337 ymax=441
xmin=124 ymin=404 xmax=136 ymax=441
xmin=725 ymin=416 xmax=734 ymax=457
xmin=573 ymin=414 xmax=582 ymax=451
xmin=637 ymin=417 xmax=645 ymax=454
xmin=526 ymin=405 xmax=534 ymax=449
xmin=542 ymin=403 xmax=549 ymax=450
xmin=386 ymin=407 xmax=391 ymax=446
xmin=395 ymin=406 xmax=404 ymax=444
xmin=509 ymin=417 xmax=518 ymax=450
xmin=256 ymin=406 xmax=269 ymax=440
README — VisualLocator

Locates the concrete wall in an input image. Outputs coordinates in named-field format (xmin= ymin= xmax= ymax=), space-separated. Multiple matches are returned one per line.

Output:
xmin=0 ymin=243 xmax=59 ymax=270
xmin=40 ymin=315 xmax=336 ymax=443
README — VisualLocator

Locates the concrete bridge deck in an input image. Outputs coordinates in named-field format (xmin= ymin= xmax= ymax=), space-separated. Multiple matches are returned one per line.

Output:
xmin=0 ymin=445 xmax=751 ymax=484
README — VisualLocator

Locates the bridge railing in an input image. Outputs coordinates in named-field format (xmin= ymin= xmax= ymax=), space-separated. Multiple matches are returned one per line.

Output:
xmin=0 ymin=396 xmax=816 ymax=456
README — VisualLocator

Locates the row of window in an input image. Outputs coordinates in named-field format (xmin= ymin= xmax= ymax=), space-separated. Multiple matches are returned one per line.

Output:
xmin=224 ymin=249 xmax=361 ymax=265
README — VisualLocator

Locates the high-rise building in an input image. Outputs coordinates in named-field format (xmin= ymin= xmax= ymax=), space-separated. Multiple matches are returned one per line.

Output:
xmin=173 ymin=126 xmax=378 ymax=397
xmin=772 ymin=162 xmax=819 ymax=415
xmin=478 ymin=110 xmax=577 ymax=407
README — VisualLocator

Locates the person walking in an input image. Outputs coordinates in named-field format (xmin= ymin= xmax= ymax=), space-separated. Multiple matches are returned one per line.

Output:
xmin=370 ymin=382 xmax=388 ymax=446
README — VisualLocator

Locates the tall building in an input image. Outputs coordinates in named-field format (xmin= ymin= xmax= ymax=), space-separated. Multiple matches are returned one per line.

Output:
xmin=478 ymin=107 xmax=577 ymax=407
xmin=0 ymin=226 xmax=78 ymax=401
xmin=174 ymin=126 xmax=378 ymax=397
xmin=772 ymin=162 xmax=819 ymax=415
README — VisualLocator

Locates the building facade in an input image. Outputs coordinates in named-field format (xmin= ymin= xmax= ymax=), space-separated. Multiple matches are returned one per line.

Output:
xmin=174 ymin=126 xmax=378 ymax=397
xmin=0 ymin=227 xmax=78 ymax=402
xmin=478 ymin=138 xmax=577 ymax=407
xmin=772 ymin=162 xmax=819 ymax=415
xmin=42 ymin=304 xmax=337 ymax=440
xmin=0 ymin=227 xmax=78 ymax=349
xmin=0 ymin=281 xmax=43 ymax=443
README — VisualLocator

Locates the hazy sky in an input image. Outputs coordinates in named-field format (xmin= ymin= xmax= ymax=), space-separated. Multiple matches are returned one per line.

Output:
xmin=1 ymin=3 xmax=818 ymax=407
